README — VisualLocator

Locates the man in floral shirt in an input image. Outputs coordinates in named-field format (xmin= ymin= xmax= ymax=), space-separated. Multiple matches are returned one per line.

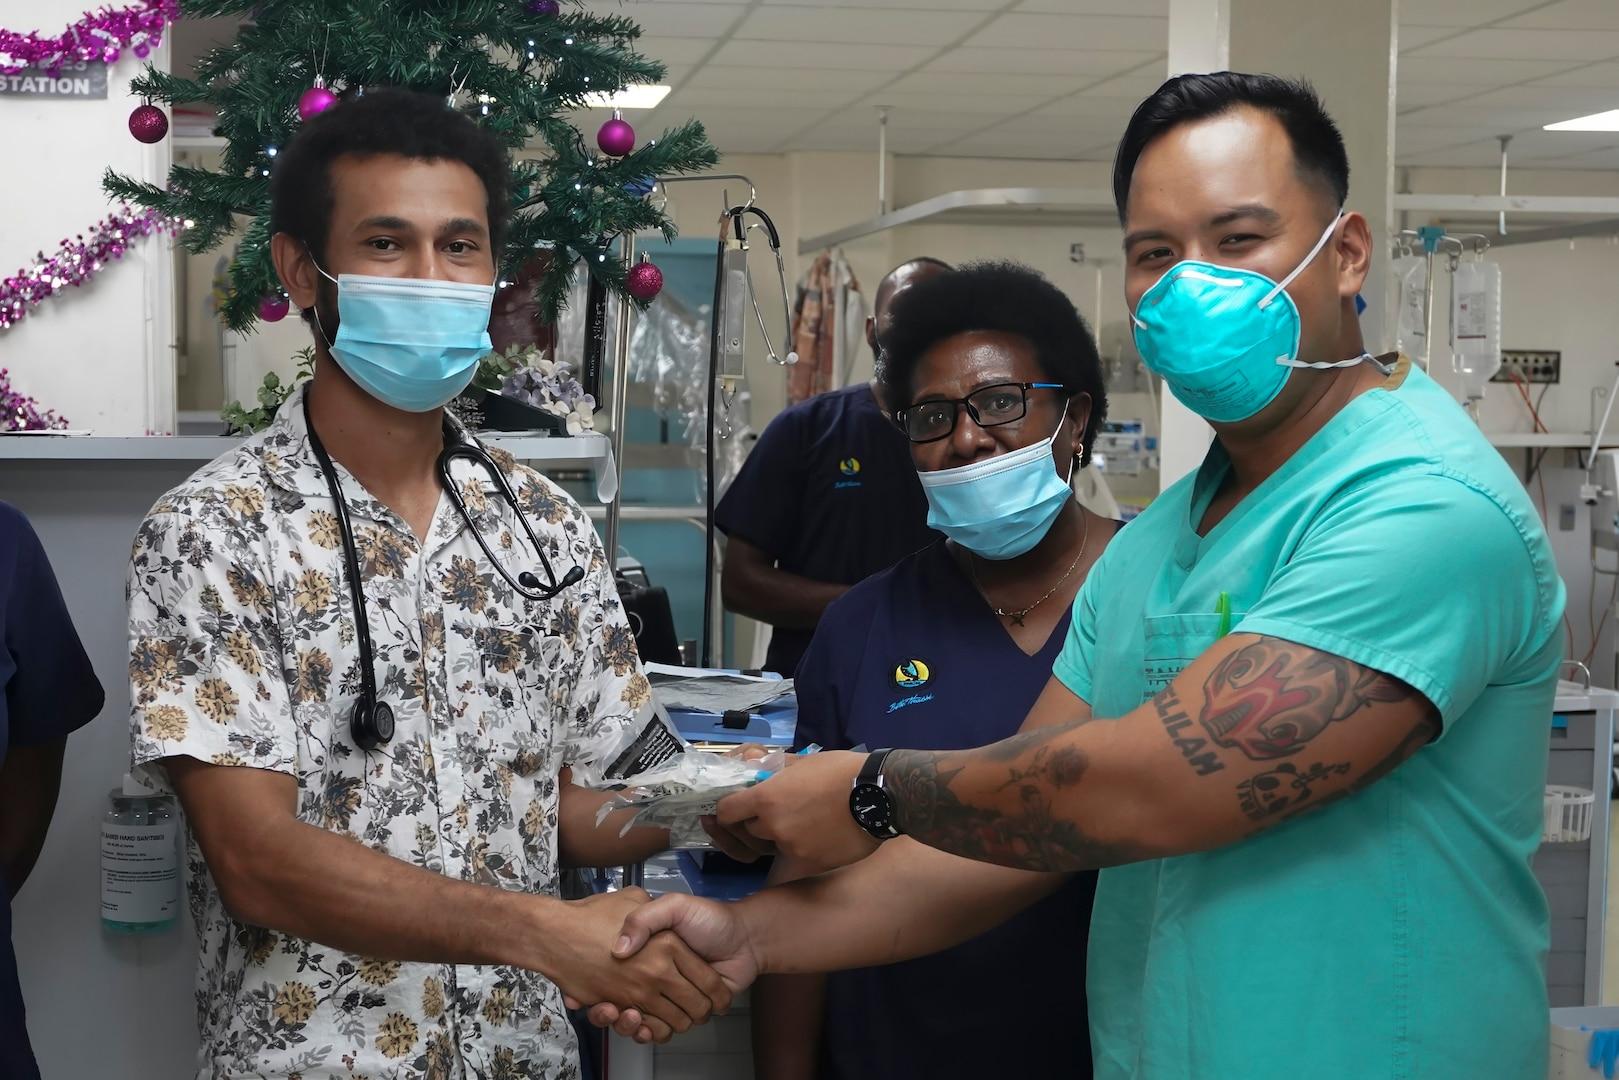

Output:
xmin=127 ymin=88 xmax=730 ymax=1079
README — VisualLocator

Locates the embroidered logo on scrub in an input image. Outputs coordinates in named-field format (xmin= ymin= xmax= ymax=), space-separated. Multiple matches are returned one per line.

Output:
xmin=836 ymin=457 xmax=863 ymax=489
xmin=894 ymin=659 xmax=930 ymax=689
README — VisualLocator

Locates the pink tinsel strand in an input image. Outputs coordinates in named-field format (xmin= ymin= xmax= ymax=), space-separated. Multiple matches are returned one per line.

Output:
xmin=0 ymin=0 xmax=180 ymax=76
xmin=0 ymin=206 xmax=183 ymax=332
xmin=0 ymin=369 xmax=68 ymax=432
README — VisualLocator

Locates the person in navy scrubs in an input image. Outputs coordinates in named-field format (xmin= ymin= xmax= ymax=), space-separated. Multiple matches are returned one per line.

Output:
xmin=750 ymin=262 xmax=1113 ymax=1080
xmin=0 ymin=502 xmax=104 ymax=1080
xmin=716 ymin=258 xmax=950 ymax=677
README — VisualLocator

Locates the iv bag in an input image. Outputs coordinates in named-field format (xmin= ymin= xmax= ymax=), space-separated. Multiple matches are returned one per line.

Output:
xmin=1450 ymin=258 xmax=1502 ymax=382
xmin=1395 ymin=255 xmax=1427 ymax=355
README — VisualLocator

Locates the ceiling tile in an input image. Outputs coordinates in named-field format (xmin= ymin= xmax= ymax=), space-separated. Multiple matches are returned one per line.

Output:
xmin=1465 ymin=84 xmax=1619 ymax=112
xmin=885 ymin=70 xmax=1096 ymax=95
xmin=578 ymin=1 xmax=745 ymax=37
xmin=923 ymin=47 xmax=1160 ymax=76
xmin=730 ymin=5 xmax=987 ymax=45
xmin=1025 ymin=94 xmax=1145 ymax=118
xmin=1406 ymin=28 xmax=1619 ymax=61
xmin=963 ymin=14 xmax=1166 ymax=51
xmin=1530 ymin=60 xmax=1619 ymax=88
xmin=1396 ymin=82 xmax=1499 ymax=108
xmin=707 ymin=39 xmax=938 ymax=69
xmin=664 ymin=85 xmax=869 ymax=110
xmin=759 ymin=0 xmax=1004 ymax=8
xmin=685 ymin=65 xmax=894 ymax=92
xmin=1499 ymin=0 xmax=1619 ymax=31
xmin=933 ymin=130 xmax=1112 ymax=158
xmin=1017 ymin=0 xmax=1168 ymax=12
xmin=1399 ymin=25 xmax=1459 ymax=51
xmin=634 ymin=36 xmax=721 ymax=64
xmin=859 ymin=90 xmax=1060 ymax=114
xmin=1400 ymin=0 xmax=1543 ymax=27
xmin=1394 ymin=56 xmax=1574 ymax=83
xmin=1083 ymin=66 xmax=1170 ymax=98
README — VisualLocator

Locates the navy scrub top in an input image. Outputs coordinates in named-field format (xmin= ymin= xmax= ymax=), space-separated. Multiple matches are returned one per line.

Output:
xmin=0 ymin=502 xmax=103 ymax=1080
xmin=793 ymin=538 xmax=1095 ymax=1080
xmin=715 ymin=383 xmax=939 ymax=676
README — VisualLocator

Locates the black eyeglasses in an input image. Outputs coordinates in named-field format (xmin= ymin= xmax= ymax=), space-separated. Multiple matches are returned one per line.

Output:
xmin=894 ymin=381 xmax=1070 ymax=443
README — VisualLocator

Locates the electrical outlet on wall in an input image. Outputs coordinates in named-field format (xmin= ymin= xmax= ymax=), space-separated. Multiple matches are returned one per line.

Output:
xmin=1492 ymin=350 xmax=1561 ymax=384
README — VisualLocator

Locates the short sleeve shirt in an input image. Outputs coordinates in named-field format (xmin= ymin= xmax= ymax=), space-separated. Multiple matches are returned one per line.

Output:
xmin=1053 ymin=362 xmax=1565 ymax=1080
xmin=715 ymin=384 xmax=938 ymax=675
xmin=128 ymin=383 xmax=650 ymax=1079
xmin=794 ymin=541 xmax=1095 ymax=1080
xmin=1 ymin=503 xmax=103 ymax=1080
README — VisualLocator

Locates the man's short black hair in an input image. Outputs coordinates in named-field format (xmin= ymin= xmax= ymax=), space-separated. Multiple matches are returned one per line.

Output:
xmin=879 ymin=261 xmax=1108 ymax=467
xmin=270 ymin=87 xmax=511 ymax=266
xmin=1112 ymin=72 xmax=1349 ymax=221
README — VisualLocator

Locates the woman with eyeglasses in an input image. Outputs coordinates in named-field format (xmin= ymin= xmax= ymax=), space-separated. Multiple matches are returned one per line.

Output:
xmin=749 ymin=261 xmax=1113 ymax=1080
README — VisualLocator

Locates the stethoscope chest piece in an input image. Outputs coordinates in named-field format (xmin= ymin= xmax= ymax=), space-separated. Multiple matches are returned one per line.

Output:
xmin=351 ymin=699 xmax=395 ymax=752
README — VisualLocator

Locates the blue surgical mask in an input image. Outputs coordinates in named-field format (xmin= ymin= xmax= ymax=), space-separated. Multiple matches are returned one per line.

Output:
xmin=311 ymin=262 xmax=495 ymax=413
xmin=917 ymin=401 xmax=1074 ymax=561
xmin=1130 ymin=210 xmax=1378 ymax=423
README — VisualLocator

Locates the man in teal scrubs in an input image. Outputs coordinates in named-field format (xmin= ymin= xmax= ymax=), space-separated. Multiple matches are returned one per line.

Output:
xmin=586 ymin=73 xmax=1565 ymax=1079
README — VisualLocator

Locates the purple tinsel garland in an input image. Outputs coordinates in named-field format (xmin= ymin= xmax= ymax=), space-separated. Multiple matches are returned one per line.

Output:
xmin=0 ymin=370 xmax=68 ymax=432
xmin=0 ymin=0 xmax=179 ymax=76
xmin=0 ymin=206 xmax=183 ymax=332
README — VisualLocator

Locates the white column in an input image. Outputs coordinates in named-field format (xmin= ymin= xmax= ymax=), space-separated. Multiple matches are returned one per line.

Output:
xmin=1155 ymin=0 xmax=1397 ymax=491
xmin=1158 ymin=0 xmax=1229 ymax=489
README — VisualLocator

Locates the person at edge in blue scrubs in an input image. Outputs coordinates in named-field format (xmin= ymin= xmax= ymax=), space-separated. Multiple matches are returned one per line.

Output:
xmin=715 ymin=258 xmax=950 ymax=677
xmin=591 ymin=73 xmax=1567 ymax=1080
xmin=750 ymin=262 xmax=1113 ymax=1080
xmin=0 ymin=502 xmax=104 ymax=1080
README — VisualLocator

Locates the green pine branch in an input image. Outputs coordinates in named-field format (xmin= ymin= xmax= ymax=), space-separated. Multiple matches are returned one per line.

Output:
xmin=106 ymin=0 xmax=719 ymax=332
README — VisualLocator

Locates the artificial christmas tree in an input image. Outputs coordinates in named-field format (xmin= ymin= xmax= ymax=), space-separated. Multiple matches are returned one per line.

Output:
xmin=104 ymin=0 xmax=716 ymax=333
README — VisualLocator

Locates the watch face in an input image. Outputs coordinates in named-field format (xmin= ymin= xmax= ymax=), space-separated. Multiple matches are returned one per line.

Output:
xmin=850 ymin=783 xmax=894 ymax=833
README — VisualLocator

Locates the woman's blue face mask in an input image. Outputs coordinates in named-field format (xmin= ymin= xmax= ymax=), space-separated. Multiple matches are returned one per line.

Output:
xmin=916 ymin=399 xmax=1075 ymax=561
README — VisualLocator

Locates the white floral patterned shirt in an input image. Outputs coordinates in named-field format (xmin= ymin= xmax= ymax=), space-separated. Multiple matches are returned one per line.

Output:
xmin=128 ymin=383 xmax=651 ymax=1079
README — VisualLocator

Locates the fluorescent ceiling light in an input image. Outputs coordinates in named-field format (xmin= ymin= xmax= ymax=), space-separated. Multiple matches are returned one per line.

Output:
xmin=1545 ymin=109 xmax=1619 ymax=132
xmin=583 ymin=84 xmax=670 ymax=109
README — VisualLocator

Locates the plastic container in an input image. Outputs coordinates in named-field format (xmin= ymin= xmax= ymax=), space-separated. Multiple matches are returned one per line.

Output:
xmin=1550 ymin=1006 xmax=1619 ymax=1079
xmin=1543 ymin=785 xmax=1597 ymax=845
xmin=1450 ymin=258 xmax=1503 ymax=383
xmin=100 ymin=774 xmax=180 ymax=934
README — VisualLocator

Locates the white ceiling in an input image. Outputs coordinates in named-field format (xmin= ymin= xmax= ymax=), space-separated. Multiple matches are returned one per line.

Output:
xmin=580 ymin=0 xmax=1619 ymax=169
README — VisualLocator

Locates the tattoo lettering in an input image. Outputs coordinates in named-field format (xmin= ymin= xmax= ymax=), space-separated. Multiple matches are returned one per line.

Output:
xmin=1199 ymin=639 xmax=1414 ymax=760
xmin=1153 ymin=689 xmax=1225 ymax=775
xmin=1236 ymin=760 xmax=1351 ymax=821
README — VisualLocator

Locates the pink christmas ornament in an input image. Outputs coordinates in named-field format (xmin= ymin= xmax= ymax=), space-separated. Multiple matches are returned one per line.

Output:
xmin=128 ymin=102 xmax=168 ymax=143
xmin=597 ymin=111 xmax=635 ymax=157
xmin=258 ymin=294 xmax=290 ymax=322
xmin=298 ymin=76 xmax=338 ymax=121
xmin=626 ymin=256 xmax=663 ymax=301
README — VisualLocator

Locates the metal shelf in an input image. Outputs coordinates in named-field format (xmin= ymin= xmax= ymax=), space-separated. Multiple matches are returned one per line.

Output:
xmin=797 ymin=186 xmax=1117 ymax=254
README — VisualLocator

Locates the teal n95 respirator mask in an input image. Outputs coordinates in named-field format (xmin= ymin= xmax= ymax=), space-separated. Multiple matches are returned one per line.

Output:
xmin=1129 ymin=210 xmax=1378 ymax=424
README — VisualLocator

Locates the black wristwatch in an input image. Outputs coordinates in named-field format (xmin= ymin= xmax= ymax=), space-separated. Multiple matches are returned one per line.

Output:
xmin=849 ymin=749 xmax=903 ymax=841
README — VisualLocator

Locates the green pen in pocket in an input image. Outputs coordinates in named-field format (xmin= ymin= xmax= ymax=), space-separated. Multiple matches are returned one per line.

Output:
xmin=1215 ymin=591 xmax=1232 ymax=639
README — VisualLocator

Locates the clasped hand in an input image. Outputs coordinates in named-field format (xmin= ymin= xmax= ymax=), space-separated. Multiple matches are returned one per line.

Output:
xmin=552 ymin=888 xmax=733 ymax=1043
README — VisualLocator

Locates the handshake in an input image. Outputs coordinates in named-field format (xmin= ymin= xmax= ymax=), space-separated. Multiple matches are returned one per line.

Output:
xmin=557 ymin=886 xmax=753 ymax=1045
xmin=555 ymin=747 xmax=880 ymax=1044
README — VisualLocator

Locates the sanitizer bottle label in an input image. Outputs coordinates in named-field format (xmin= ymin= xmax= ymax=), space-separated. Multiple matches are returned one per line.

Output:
xmin=100 ymin=820 xmax=180 ymax=924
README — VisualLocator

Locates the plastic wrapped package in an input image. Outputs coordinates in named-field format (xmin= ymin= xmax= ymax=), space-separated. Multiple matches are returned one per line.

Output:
xmin=591 ymin=751 xmax=773 ymax=848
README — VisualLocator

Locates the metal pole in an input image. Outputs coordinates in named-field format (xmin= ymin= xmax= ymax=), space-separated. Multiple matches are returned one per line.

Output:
xmin=1497 ymin=135 xmax=1512 ymax=237
xmin=602 ymin=233 xmax=636 ymax=569
xmin=1421 ymin=248 xmax=1437 ymax=373
xmin=877 ymin=107 xmax=890 ymax=216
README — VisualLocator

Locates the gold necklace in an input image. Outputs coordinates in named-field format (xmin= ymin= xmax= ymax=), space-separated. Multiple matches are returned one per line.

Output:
xmin=968 ymin=512 xmax=1089 ymax=627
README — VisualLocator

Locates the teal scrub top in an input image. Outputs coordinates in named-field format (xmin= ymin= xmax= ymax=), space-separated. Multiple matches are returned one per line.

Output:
xmin=1054 ymin=362 xmax=1564 ymax=1080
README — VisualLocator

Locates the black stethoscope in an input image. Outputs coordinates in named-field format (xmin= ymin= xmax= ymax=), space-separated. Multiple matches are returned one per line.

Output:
xmin=302 ymin=393 xmax=585 ymax=750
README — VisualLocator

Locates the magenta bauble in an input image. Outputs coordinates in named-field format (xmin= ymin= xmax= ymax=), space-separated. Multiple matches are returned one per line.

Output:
xmin=258 ymin=294 xmax=290 ymax=322
xmin=626 ymin=259 xmax=663 ymax=301
xmin=527 ymin=0 xmax=561 ymax=13
xmin=298 ymin=78 xmax=339 ymax=122
xmin=597 ymin=116 xmax=635 ymax=157
xmin=128 ymin=103 xmax=168 ymax=143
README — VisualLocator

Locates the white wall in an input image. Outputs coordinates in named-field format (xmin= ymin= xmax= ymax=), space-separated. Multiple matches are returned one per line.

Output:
xmin=0 ymin=0 xmax=172 ymax=435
